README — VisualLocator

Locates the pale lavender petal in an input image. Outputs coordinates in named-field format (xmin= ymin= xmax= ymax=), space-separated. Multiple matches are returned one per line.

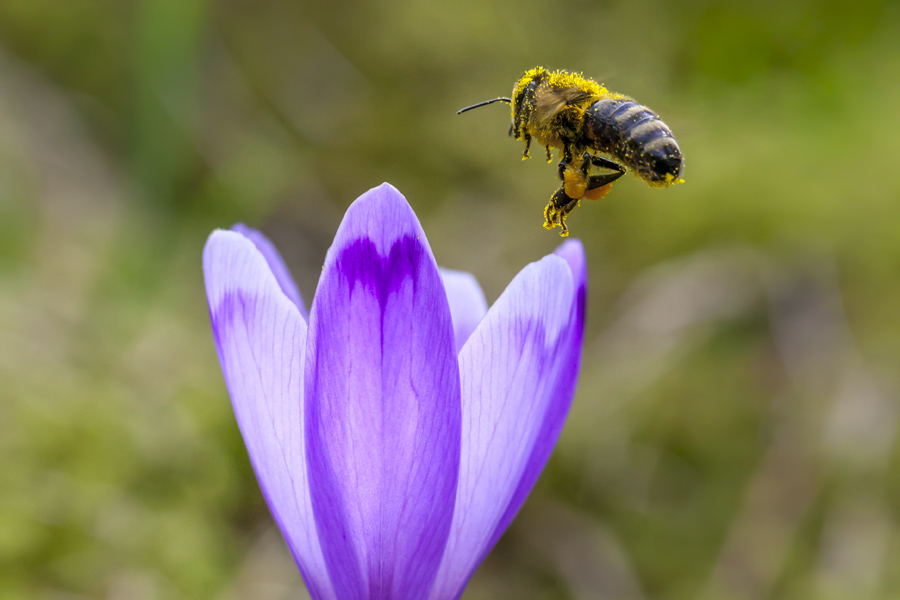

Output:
xmin=440 ymin=268 xmax=488 ymax=354
xmin=305 ymin=184 xmax=461 ymax=599
xmin=430 ymin=248 xmax=585 ymax=599
xmin=555 ymin=239 xmax=588 ymax=321
xmin=490 ymin=241 xmax=587 ymax=531
xmin=203 ymin=231 xmax=333 ymax=600
xmin=231 ymin=223 xmax=308 ymax=320
xmin=490 ymin=240 xmax=587 ymax=538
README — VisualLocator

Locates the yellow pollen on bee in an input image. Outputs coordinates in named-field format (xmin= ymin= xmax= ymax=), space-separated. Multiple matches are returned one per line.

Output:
xmin=563 ymin=169 xmax=588 ymax=199
xmin=584 ymin=182 xmax=615 ymax=201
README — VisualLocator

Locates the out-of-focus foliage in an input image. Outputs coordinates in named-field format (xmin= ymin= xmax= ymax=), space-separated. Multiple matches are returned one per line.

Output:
xmin=1 ymin=0 xmax=899 ymax=598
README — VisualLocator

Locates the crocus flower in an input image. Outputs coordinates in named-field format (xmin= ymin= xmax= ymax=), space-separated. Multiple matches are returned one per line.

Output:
xmin=203 ymin=184 xmax=586 ymax=599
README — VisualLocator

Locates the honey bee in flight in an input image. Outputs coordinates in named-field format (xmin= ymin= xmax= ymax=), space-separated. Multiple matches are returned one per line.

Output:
xmin=458 ymin=67 xmax=684 ymax=236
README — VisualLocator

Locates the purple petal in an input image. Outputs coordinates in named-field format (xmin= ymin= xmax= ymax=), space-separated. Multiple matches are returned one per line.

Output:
xmin=440 ymin=268 xmax=488 ymax=354
xmin=231 ymin=223 xmax=308 ymax=320
xmin=305 ymin=184 xmax=461 ymax=599
xmin=203 ymin=230 xmax=334 ymax=600
xmin=430 ymin=248 xmax=586 ymax=599
xmin=493 ymin=240 xmax=586 ymax=533
xmin=555 ymin=239 xmax=588 ymax=323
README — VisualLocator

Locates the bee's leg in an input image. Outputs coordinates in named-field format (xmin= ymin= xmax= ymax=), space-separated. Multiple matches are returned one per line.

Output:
xmin=582 ymin=154 xmax=626 ymax=199
xmin=584 ymin=153 xmax=626 ymax=174
xmin=581 ymin=170 xmax=626 ymax=201
xmin=557 ymin=195 xmax=581 ymax=237
xmin=586 ymin=170 xmax=625 ymax=191
xmin=543 ymin=185 xmax=579 ymax=237
xmin=556 ymin=147 xmax=576 ymax=180
xmin=579 ymin=152 xmax=593 ymax=178
xmin=522 ymin=134 xmax=532 ymax=159
xmin=544 ymin=186 xmax=566 ymax=233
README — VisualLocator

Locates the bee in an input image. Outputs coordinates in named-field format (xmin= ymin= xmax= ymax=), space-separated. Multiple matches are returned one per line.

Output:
xmin=458 ymin=67 xmax=684 ymax=236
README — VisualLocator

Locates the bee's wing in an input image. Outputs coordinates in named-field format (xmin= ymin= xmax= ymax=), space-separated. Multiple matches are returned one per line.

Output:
xmin=535 ymin=85 xmax=594 ymax=125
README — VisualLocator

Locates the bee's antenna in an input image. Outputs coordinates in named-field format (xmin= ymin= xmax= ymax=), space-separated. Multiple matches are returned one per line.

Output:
xmin=457 ymin=97 xmax=512 ymax=115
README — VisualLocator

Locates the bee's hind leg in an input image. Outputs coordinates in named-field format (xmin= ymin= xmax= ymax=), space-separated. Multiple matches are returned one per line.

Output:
xmin=586 ymin=170 xmax=625 ymax=190
xmin=543 ymin=185 xmax=580 ymax=237
xmin=584 ymin=153 xmax=626 ymax=175
xmin=583 ymin=155 xmax=626 ymax=200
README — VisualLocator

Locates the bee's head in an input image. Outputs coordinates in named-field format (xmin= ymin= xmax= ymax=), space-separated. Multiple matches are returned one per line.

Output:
xmin=456 ymin=67 xmax=553 ymax=142
xmin=510 ymin=68 xmax=550 ymax=139
xmin=511 ymin=68 xmax=548 ymax=113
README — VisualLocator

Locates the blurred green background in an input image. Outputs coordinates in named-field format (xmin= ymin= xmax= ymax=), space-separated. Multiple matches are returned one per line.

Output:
xmin=1 ymin=0 xmax=899 ymax=598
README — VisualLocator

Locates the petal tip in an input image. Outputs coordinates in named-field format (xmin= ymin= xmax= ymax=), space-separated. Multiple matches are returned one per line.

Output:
xmin=351 ymin=182 xmax=410 ymax=216
xmin=554 ymin=239 xmax=587 ymax=290
xmin=222 ymin=223 xmax=308 ymax=317
xmin=203 ymin=229 xmax=254 ymax=273
xmin=203 ymin=228 xmax=303 ymax=324
xmin=333 ymin=184 xmax=428 ymax=258
xmin=202 ymin=230 xmax=259 ymax=326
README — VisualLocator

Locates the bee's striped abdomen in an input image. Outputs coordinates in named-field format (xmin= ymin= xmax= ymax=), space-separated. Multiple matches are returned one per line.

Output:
xmin=585 ymin=98 xmax=683 ymax=185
